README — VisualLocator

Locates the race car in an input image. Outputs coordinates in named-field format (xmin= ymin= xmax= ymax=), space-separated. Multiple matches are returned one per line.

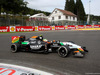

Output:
xmin=11 ymin=35 xmax=88 ymax=58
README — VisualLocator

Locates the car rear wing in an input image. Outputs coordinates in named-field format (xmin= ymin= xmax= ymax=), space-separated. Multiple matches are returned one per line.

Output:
xmin=12 ymin=36 xmax=19 ymax=43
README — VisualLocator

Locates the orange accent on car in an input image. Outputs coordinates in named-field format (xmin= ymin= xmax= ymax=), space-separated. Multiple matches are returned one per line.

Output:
xmin=53 ymin=40 xmax=55 ymax=42
xmin=74 ymin=51 xmax=79 ymax=53
xmin=43 ymin=41 xmax=51 ymax=44
xmin=31 ymin=36 xmax=38 ymax=38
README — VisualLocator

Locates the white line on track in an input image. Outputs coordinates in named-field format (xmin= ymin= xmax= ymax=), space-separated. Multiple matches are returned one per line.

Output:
xmin=0 ymin=63 xmax=53 ymax=75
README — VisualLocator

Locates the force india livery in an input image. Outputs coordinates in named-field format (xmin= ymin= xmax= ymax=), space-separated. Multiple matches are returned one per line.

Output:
xmin=11 ymin=35 xmax=88 ymax=58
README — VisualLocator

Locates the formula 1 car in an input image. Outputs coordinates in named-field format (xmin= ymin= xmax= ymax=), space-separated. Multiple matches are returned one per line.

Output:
xmin=11 ymin=35 xmax=88 ymax=58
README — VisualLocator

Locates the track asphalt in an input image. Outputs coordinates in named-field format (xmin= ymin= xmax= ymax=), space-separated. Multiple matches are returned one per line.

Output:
xmin=0 ymin=30 xmax=100 ymax=75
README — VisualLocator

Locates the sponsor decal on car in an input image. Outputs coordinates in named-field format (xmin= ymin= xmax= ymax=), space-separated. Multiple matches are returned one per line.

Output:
xmin=78 ymin=48 xmax=84 ymax=51
xmin=30 ymin=41 xmax=36 ymax=44
xmin=38 ymin=41 xmax=41 ymax=44
xmin=30 ymin=45 xmax=42 ymax=49
xmin=12 ymin=36 xmax=19 ymax=43
xmin=22 ymin=42 xmax=29 ymax=45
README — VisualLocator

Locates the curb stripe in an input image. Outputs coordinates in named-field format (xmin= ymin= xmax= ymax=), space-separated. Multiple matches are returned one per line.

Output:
xmin=0 ymin=63 xmax=53 ymax=75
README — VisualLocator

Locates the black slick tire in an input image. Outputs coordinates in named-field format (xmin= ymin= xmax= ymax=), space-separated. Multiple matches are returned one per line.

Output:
xmin=58 ymin=45 xmax=70 ymax=58
xmin=11 ymin=43 xmax=20 ymax=53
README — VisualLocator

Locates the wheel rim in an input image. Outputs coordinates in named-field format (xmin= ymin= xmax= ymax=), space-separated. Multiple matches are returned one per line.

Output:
xmin=59 ymin=48 xmax=68 ymax=57
xmin=11 ymin=45 xmax=17 ymax=52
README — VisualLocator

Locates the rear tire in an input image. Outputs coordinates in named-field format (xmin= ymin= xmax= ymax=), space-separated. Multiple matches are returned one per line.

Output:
xmin=58 ymin=45 xmax=70 ymax=58
xmin=11 ymin=43 xmax=20 ymax=53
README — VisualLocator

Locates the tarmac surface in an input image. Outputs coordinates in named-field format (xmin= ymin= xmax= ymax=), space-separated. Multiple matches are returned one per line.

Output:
xmin=0 ymin=30 xmax=100 ymax=75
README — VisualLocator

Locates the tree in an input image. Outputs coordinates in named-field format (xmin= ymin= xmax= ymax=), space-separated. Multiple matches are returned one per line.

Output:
xmin=0 ymin=0 xmax=50 ymax=16
xmin=65 ymin=0 xmax=69 ymax=11
xmin=65 ymin=0 xmax=86 ymax=21
xmin=11 ymin=0 xmax=27 ymax=14
xmin=69 ymin=0 xmax=75 ymax=13
xmin=0 ymin=0 xmax=6 ymax=14
xmin=75 ymin=0 xmax=86 ymax=21
xmin=65 ymin=0 xmax=75 ymax=14
xmin=0 ymin=0 xmax=27 ymax=15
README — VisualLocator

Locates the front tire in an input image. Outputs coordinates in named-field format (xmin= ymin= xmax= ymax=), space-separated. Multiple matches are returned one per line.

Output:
xmin=11 ymin=43 xmax=20 ymax=53
xmin=58 ymin=46 xmax=70 ymax=58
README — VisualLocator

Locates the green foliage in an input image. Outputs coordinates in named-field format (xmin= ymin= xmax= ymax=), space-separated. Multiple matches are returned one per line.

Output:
xmin=69 ymin=0 xmax=75 ymax=13
xmin=75 ymin=0 xmax=86 ymax=21
xmin=65 ymin=0 xmax=69 ymax=11
xmin=0 ymin=0 xmax=26 ymax=14
xmin=65 ymin=0 xmax=75 ymax=13
xmin=65 ymin=0 xmax=86 ymax=21
xmin=0 ymin=0 xmax=50 ymax=16
xmin=90 ymin=15 xmax=100 ymax=21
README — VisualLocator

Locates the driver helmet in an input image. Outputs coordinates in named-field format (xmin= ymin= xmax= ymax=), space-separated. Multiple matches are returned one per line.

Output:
xmin=38 ymin=34 xmax=43 ymax=41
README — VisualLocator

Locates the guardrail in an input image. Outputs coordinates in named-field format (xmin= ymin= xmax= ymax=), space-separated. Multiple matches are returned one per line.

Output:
xmin=0 ymin=25 xmax=100 ymax=32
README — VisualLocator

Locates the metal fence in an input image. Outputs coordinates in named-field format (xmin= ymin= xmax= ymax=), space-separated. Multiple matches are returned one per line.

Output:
xmin=50 ymin=21 xmax=100 ymax=26
xmin=0 ymin=16 xmax=26 ymax=26
xmin=0 ymin=17 xmax=99 ymax=26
